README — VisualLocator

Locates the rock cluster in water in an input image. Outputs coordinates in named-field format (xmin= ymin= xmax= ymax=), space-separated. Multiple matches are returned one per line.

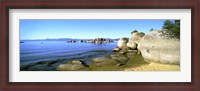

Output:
xmin=66 ymin=38 xmax=113 ymax=44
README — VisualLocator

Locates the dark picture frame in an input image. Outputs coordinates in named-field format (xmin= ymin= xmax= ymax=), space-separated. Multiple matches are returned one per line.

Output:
xmin=0 ymin=0 xmax=199 ymax=91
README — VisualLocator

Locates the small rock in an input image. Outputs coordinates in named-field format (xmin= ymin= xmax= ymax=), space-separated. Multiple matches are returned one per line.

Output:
xmin=119 ymin=51 xmax=126 ymax=54
xmin=113 ymin=47 xmax=120 ymax=52
xmin=132 ymin=50 xmax=138 ymax=53
xmin=137 ymin=50 xmax=141 ymax=54
xmin=68 ymin=60 xmax=82 ymax=64
xmin=127 ymin=50 xmax=138 ymax=53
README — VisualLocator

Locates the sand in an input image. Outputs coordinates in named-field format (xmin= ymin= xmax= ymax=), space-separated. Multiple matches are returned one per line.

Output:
xmin=124 ymin=62 xmax=180 ymax=71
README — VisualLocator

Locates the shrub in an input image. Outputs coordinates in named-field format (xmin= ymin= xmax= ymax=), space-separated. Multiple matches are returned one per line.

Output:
xmin=162 ymin=20 xmax=180 ymax=39
xmin=131 ymin=30 xmax=138 ymax=34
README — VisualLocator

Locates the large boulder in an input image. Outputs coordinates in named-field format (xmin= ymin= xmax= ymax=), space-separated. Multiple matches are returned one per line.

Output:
xmin=126 ymin=41 xmax=137 ymax=49
xmin=127 ymin=31 xmax=145 ymax=49
xmin=138 ymin=30 xmax=180 ymax=65
xmin=130 ymin=31 xmax=145 ymax=44
xmin=117 ymin=37 xmax=129 ymax=48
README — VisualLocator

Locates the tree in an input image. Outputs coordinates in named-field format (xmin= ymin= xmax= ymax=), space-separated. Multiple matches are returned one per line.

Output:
xmin=131 ymin=29 xmax=138 ymax=34
xmin=162 ymin=20 xmax=180 ymax=39
xmin=173 ymin=20 xmax=180 ymax=39
xmin=175 ymin=20 xmax=180 ymax=25
xmin=150 ymin=28 xmax=154 ymax=31
xmin=163 ymin=20 xmax=174 ymax=29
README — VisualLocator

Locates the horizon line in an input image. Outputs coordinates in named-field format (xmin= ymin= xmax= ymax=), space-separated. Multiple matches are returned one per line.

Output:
xmin=20 ymin=37 xmax=122 ymax=40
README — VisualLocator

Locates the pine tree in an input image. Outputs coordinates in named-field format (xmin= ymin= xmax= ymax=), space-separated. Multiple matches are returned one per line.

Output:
xmin=162 ymin=20 xmax=180 ymax=39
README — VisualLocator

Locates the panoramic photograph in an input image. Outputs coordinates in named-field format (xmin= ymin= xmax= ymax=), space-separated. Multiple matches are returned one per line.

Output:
xmin=20 ymin=19 xmax=180 ymax=71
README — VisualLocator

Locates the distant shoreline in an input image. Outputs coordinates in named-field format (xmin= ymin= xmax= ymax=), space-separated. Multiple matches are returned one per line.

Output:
xmin=20 ymin=38 xmax=120 ymax=41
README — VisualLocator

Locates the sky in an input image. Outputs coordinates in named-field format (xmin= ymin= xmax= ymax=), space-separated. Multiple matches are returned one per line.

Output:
xmin=20 ymin=19 xmax=170 ymax=40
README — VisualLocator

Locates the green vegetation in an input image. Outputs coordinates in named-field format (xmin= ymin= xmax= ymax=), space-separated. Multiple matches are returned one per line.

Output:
xmin=131 ymin=30 xmax=138 ymax=34
xmin=162 ymin=20 xmax=180 ymax=39
xmin=149 ymin=28 xmax=154 ymax=31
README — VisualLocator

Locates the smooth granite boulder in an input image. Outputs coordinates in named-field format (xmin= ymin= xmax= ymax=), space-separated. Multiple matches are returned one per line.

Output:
xmin=127 ymin=31 xmax=145 ymax=49
xmin=126 ymin=41 xmax=137 ymax=49
xmin=138 ymin=30 xmax=180 ymax=65
xmin=117 ymin=37 xmax=129 ymax=48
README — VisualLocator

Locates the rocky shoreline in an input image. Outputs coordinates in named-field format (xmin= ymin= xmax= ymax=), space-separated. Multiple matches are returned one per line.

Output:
xmin=56 ymin=52 xmax=147 ymax=71
xmin=56 ymin=30 xmax=180 ymax=71
xmin=20 ymin=30 xmax=180 ymax=71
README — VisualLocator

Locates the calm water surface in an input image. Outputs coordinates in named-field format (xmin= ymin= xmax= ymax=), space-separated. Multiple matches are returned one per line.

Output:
xmin=20 ymin=40 xmax=117 ymax=65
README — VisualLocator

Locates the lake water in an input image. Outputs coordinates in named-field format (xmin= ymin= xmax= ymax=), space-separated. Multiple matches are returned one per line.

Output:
xmin=20 ymin=40 xmax=117 ymax=65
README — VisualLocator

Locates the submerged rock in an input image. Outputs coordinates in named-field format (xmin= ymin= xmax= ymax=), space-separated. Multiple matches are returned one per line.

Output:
xmin=118 ymin=46 xmax=130 ymax=54
xmin=109 ymin=54 xmax=129 ymax=65
xmin=57 ymin=64 xmax=88 ymax=71
xmin=92 ymin=57 xmax=108 ymax=63
xmin=89 ymin=57 xmax=120 ymax=71
xmin=91 ymin=57 xmax=119 ymax=67
xmin=126 ymin=52 xmax=137 ymax=59
xmin=28 ymin=64 xmax=55 ymax=71
xmin=37 ymin=60 xmax=58 ymax=66
xmin=20 ymin=60 xmax=60 ymax=71
xmin=138 ymin=30 xmax=180 ymax=65
xmin=57 ymin=60 xmax=89 ymax=71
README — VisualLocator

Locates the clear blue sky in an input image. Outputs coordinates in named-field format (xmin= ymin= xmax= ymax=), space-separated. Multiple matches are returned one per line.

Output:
xmin=20 ymin=19 xmax=169 ymax=40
